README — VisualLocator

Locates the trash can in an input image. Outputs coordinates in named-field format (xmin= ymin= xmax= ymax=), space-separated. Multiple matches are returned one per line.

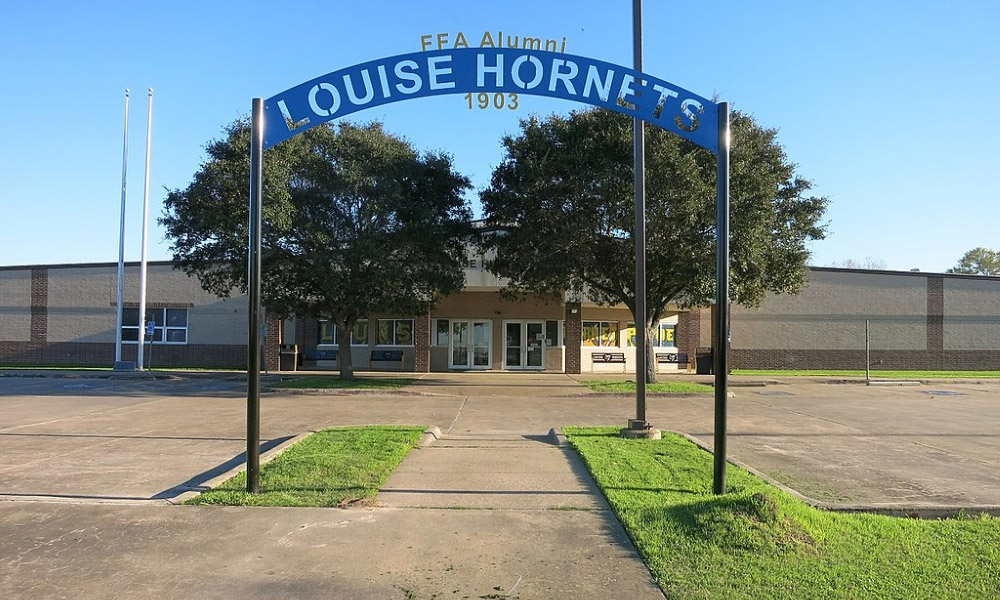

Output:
xmin=279 ymin=344 xmax=299 ymax=371
xmin=695 ymin=347 xmax=713 ymax=375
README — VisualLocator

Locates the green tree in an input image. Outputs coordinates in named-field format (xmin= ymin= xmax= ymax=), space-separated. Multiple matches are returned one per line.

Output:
xmin=946 ymin=247 xmax=1000 ymax=275
xmin=480 ymin=108 xmax=827 ymax=381
xmin=161 ymin=120 xmax=473 ymax=379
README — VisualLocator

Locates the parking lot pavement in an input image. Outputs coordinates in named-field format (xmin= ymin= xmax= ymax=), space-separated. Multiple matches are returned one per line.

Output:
xmin=655 ymin=379 xmax=1000 ymax=507
xmin=0 ymin=377 xmax=465 ymax=502
xmin=3 ymin=374 xmax=1000 ymax=508
xmin=3 ymin=372 xmax=1000 ymax=598
xmin=0 ymin=374 xmax=664 ymax=600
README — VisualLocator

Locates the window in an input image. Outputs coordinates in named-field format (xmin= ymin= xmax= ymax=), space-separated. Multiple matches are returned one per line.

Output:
xmin=434 ymin=319 xmax=450 ymax=346
xmin=545 ymin=320 xmax=560 ymax=347
xmin=317 ymin=319 xmax=369 ymax=345
xmin=122 ymin=307 xmax=187 ymax=344
xmin=582 ymin=321 xmax=618 ymax=347
xmin=377 ymin=319 xmax=414 ymax=346
xmin=657 ymin=323 xmax=676 ymax=347
xmin=318 ymin=320 xmax=336 ymax=344
xmin=623 ymin=322 xmax=676 ymax=347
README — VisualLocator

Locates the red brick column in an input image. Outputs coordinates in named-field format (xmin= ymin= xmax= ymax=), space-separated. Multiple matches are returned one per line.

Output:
xmin=264 ymin=314 xmax=281 ymax=371
xmin=926 ymin=276 xmax=944 ymax=370
xmin=676 ymin=309 xmax=703 ymax=369
xmin=564 ymin=302 xmax=582 ymax=374
xmin=414 ymin=313 xmax=431 ymax=372
xmin=30 ymin=268 xmax=48 ymax=343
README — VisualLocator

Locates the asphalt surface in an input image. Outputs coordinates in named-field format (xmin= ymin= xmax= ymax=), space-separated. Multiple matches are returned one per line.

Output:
xmin=2 ymin=371 xmax=999 ymax=598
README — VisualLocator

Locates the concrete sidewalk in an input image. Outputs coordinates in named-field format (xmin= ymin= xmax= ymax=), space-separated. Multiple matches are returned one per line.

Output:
xmin=0 ymin=373 xmax=664 ymax=599
xmin=5 ymin=370 xmax=1000 ymax=598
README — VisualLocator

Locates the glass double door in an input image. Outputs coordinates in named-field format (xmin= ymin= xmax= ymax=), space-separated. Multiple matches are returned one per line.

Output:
xmin=450 ymin=320 xmax=491 ymax=369
xmin=505 ymin=321 xmax=544 ymax=370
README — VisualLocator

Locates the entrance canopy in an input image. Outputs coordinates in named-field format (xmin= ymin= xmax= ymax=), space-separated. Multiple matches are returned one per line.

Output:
xmin=263 ymin=48 xmax=719 ymax=153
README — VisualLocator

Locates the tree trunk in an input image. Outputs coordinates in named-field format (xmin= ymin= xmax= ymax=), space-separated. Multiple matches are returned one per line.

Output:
xmin=645 ymin=323 xmax=658 ymax=384
xmin=337 ymin=322 xmax=354 ymax=381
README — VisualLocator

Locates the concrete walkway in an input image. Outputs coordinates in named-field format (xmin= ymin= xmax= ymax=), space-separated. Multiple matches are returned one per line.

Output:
xmin=5 ymin=370 xmax=1000 ymax=598
xmin=0 ymin=373 xmax=664 ymax=599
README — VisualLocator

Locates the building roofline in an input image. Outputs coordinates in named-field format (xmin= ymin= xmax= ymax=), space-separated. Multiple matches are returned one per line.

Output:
xmin=0 ymin=260 xmax=177 ymax=272
xmin=808 ymin=265 xmax=1000 ymax=282
xmin=3 ymin=259 xmax=997 ymax=284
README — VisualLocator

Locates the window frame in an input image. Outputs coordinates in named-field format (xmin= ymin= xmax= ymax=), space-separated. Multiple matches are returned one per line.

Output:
xmin=121 ymin=307 xmax=188 ymax=345
xmin=376 ymin=318 xmax=415 ymax=347
xmin=317 ymin=318 xmax=370 ymax=346
xmin=581 ymin=320 xmax=619 ymax=347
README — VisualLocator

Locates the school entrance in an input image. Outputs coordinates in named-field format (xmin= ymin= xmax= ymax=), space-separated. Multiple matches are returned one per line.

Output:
xmin=448 ymin=319 xmax=491 ymax=370
xmin=504 ymin=320 xmax=545 ymax=370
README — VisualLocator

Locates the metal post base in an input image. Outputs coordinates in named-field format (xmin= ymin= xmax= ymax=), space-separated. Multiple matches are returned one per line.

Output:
xmin=620 ymin=418 xmax=662 ymax=440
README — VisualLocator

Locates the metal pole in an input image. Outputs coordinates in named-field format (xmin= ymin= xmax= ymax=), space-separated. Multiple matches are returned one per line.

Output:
xmin=632 ymin=0 xmax=648 ymax=426
xmin=137 ymin=88 xmax=153 ymax=370
xmin=114 ymin=89 xmax=129 ymax=366
xmin=247 ymin=98 xmax=264 ymax=493
xmin=712 ymin=101 xmax=730 ymax=495
xmin=865 ymin=319 xmax=871 ymax=382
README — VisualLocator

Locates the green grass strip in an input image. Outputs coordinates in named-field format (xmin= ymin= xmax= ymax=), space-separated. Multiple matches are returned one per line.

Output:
xmin=582 ymin=379 xmax=714 ymax=394
xmin=733 ymin=369 xmax=1000 ymax=378
xmin=271 ymin=376 xmax=414 ymax=390
xmin=565 ymin=427 xmax=1000 ymax=600
xmin=186 ymin=425 xmax=424 ymax=507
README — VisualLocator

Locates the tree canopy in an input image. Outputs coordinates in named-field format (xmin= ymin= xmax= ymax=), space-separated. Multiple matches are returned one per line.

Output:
xmin=480 ymin=108 xmax=828 ymax=377
xmin=161 ymin=120 xmax=473 ymax=378
xmin=947 ymin=247 xmax=1000 ymax=276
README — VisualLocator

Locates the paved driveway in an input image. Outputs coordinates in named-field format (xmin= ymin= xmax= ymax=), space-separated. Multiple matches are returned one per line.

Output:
xmin=2 ymin=372 xmax=1000 ymax=598
xmin=2 ymin=373 xmax=999 ymax=506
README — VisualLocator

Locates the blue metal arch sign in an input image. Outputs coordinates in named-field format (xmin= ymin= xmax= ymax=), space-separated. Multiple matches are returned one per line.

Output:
xmin=245 ymin=45 xmax=730 ymax=496
xmin=264 ymin=48 xmax=719 ymax=153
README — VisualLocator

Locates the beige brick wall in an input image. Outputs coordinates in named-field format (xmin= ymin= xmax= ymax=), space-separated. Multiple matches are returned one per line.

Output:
xmin=38 ymin=263 xmax=246 ymax=345
xmin=944 ymin=278 xmax=1000 ymax=350
xmin=0 ymin=270 xmax=31 ymax=342
xmin=46 ymin=268 xmax=117 ymax=342
xmin=732 ymin=270 xmax=927 ymax=350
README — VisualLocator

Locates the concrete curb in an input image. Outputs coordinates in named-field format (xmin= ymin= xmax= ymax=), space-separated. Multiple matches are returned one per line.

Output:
xmin=547 ymin=428 xmax=568 ymax=446
xmin=0 ymin=371 xmax=175 ymax=381
xmin=168 ymin=431 xmax=315 ymax=505
xmin=262 ymin=387 xmax=453 ymax=397
xmin=675 ymin=431 xmax=1000 ymax=519
xmin=419 ymin=426 xmax=442 ymax=447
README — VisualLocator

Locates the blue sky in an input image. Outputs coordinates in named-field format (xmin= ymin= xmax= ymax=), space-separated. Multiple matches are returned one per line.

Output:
xmin=1 ymin=0 xmax=997 ymax=272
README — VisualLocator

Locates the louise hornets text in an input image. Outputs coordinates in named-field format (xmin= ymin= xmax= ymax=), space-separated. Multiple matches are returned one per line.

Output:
xmin=264 ymin=48 xmax=719 ymax=152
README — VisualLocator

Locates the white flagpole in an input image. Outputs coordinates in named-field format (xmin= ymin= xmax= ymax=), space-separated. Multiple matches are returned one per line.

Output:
xmin=137 ymin=88 xmax=153 ymax=370
xmin=114 ymin=89 xmax=130 ymax=367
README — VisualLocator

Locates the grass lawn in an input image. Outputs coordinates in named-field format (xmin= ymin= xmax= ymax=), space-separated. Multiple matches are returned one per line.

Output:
xmin=733 ymin=369 xmax=1000 ymax=378
xmin=582 ymin=379 xmax=714 ymax=394
xmin=271 ymin=376 xmax=414 ymax=390
xmin=185 ymin=426 xmax=424 ymax=507
xmin=565 ymin=427 xmax=1000 ymax=600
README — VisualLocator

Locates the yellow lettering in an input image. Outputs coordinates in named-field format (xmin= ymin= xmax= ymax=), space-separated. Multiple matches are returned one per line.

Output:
xmin=436 ymin=32 xmax=449 ymax=50
xmin=480 ymin=31 xmax=495 ymax=48
xmin=420 ymin=34 xmax=432 ymax=52
xmin=454 ymin=31 xmax=469 ymax=49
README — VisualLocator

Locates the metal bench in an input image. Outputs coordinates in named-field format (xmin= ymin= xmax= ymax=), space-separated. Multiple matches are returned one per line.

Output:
xmin=370 ymin=349 xmax=404 ymax=362
xmin=655 ymin=351 xmax=688 ymax=364
xmin=591 ymin=351 xmax=626 ymax=364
